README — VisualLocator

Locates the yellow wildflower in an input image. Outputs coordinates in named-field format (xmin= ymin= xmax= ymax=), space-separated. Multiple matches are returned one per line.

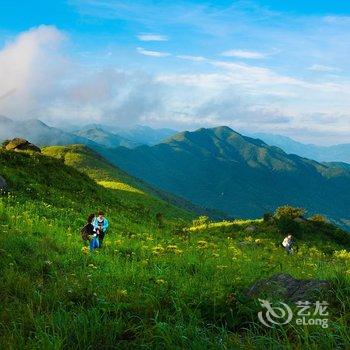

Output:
xmin=116 ymin=289 xmax=128 ymax=297
xmin=333 ymin=250 xmax=350 ymax=260
xmin=216 ymin=265 xmax=228 ymax=269
xmin=197 ymin=240 xmax=208 ymax=248
xmin=152 ymin=246 xmax=165 ymax=254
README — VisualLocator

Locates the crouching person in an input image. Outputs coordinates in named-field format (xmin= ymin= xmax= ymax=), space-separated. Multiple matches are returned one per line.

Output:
xmin=92 ymin=211 xmax=109 ymax=247
xmin=282 ymin=234 xmax=294 ymax=254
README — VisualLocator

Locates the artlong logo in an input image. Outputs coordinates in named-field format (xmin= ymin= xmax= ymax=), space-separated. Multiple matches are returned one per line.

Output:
xmin=258 ymin=299 xmax=329 ymax=328
xmin=258 ymin=299 xmax=293 ymax=328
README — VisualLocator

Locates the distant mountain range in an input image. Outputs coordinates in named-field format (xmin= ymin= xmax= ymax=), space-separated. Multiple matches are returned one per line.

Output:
xmin=103 ymin=126 xmax=350 ymax=230
xmin=2 ymin=116 xmax=349 ymax=164
xmin=252 ymin=132 xmax=350 ymax=164
xmin=70 ymin=123 xmax=176 ymax=146
xmin=0 ymin=116 xmax=98 ymax=147
xmin=0 ymin=116 xmax=176 ymax=149
xmin=114 ymin=125 xmax=177 ymax=146
xmin=74 ymin=127 xmax=140 ymax=149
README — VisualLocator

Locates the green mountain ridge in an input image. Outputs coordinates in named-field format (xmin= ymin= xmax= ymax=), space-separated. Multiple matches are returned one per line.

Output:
xmin=101 ymin=126 xmax=350 ymax=230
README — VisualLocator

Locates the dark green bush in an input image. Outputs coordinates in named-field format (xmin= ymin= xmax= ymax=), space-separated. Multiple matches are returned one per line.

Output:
xmin=263 ymin=212 xmax=273 ymax=223
xmin=276 ymin=216 xmax=301 ymax=237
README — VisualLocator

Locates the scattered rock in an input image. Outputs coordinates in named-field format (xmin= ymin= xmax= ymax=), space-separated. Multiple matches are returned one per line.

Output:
xmin=245 ymin=225 xmax=257 ymax=233
xmin=246 ymin=273 xmax=330 ymax=302
xmin=4 ymin=138 xmax=41 ymax=153
xmin=0 ymin=175 xmax=7 ymax=192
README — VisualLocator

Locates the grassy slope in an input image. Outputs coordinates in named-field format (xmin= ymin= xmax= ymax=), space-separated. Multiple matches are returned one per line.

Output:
xmin=0 ymin=149 xmax=350 ymax=349
xmin=42 ymin=144 xmax=225 ymax=219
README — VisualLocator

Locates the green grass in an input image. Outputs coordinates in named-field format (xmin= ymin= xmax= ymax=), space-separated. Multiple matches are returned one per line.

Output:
xmin=42 ymin=144 xmax=221 ymax=218
xmin=0 ymin=148 xmax=349 ymax=349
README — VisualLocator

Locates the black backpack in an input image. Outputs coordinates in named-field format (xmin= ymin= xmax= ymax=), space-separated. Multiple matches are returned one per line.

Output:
xmin=81 ymin=224 xmax=91 ymax=241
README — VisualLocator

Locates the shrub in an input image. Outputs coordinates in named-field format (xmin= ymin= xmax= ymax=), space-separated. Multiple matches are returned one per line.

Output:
xmin=274 ymin=205 xmax=306 ymax=220
xmin=310 ymin=214 xmax=329 ymax=224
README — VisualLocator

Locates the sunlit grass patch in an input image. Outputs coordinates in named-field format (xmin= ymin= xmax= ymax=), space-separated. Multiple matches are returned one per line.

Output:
xmin=98 ymin=180 xmax=144 ymax=194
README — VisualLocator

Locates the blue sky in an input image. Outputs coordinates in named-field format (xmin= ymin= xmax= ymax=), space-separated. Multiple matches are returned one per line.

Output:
xmin=0 ymin=1 xmax=350 ymax=144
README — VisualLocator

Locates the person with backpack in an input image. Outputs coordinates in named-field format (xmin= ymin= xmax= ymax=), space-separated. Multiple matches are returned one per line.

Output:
xmin=81 ymin=213 xmax=100 ymax=251
xmin=92 ymin=211 xmax=109 ymax=247
xmin=282 ymin=234 xmax=294 ymax=254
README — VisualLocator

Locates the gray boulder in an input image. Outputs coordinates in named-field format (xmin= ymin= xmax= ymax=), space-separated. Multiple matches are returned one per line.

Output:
xmin=245 ymin=225 xmax=257 ymax=233
xmin=246 ymin=273 xmax=329 ymax=302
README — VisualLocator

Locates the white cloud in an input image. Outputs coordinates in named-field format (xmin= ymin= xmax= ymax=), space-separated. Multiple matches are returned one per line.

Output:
xmin=0 ymin=27 xmax=167 ymax=125
xmin=137 ymin=33 xmax=168 ymax=41
xmin=211 ymin=61 xmax=301 ymax=86
xmin=221 ymin=49 xmax=266 ymax=59
xmin=308 ymin=64 xmax=340 ymax=72
xmin=177 ymin=55 xmax=207 ymax=62
xmin=0 ymin=25 xmax=67 ymax=117
xmin=137 ymin=47 xmax=170 ymax=57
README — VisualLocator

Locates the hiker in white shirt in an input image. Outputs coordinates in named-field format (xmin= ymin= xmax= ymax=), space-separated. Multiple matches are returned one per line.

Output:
xmin=282 ymin=234 xmax=294 ymax=254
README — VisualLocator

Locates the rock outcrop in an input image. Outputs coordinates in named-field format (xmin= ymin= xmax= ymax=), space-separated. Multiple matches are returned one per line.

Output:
xmin=246 ymin=273 xmax=330 ymax=302
xmin=3 ymin=138 xmax=41 ymax=153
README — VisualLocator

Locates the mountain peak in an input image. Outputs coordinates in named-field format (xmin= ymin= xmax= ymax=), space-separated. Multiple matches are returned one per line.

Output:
xmin=212 ymin=125 xmax=235 ymax=133
xmin=22 ymin=119 xmax=50 ymax=128
xmin=163 ymin=126 xmax=248 ymax=149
